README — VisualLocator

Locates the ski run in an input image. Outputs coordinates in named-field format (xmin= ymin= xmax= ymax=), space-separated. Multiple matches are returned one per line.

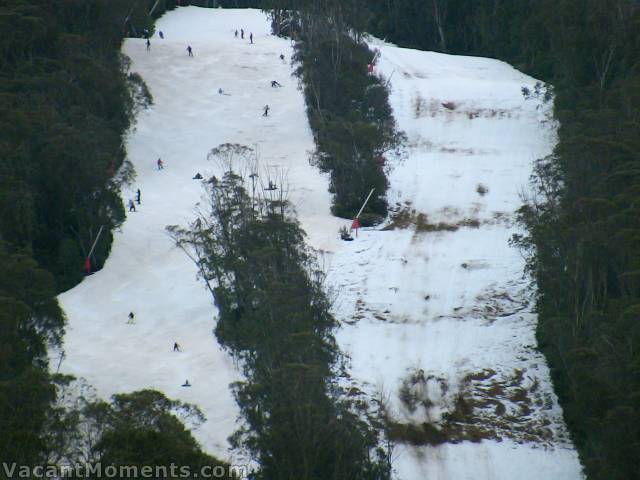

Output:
xmin=55 ymin=7 xmax=584 ymax=479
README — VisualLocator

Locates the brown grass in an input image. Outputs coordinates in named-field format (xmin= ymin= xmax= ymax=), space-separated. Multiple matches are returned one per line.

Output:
xmin=384 ymin=207 xmax=482 ymax=233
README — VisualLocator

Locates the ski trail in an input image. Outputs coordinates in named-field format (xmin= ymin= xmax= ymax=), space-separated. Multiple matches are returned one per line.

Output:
xmin=328 ymin=43 xmax=584 ymax=478
xmin=54 ymin=8 xmax=341 ymax=462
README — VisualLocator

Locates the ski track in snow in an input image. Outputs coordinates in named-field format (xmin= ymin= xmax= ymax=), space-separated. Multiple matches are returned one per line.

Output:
xmin=54 ymin=7 xmax=583 ymax=479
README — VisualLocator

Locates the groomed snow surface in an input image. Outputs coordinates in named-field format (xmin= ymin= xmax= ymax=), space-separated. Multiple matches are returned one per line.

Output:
xmin=55 ymin=7 xmax=584 ymax=479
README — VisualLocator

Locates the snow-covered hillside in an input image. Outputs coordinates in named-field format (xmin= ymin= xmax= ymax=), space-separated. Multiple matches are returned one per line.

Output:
xmin=55 ymin=7 xmax=583 ymax=479
xmin=329 ymin=43 xmax=584 ymax=479
xmin=55 ymin=8 xmax=340 ymax=462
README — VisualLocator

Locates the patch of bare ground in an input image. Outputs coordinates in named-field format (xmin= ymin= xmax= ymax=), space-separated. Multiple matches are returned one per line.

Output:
xmin=348 ymin=297 xmax=392 ymax=324
xmin=385 ymin=367 xmax=557 ymax=446
xmin=412 ymin=94 xmax=518 ymax=120
xmin=465 ymin=108 xmax=514 ymax=119
xmin=408 ymin=134 xmax=495 ymax=156
xmin=383 ymin=205 xmax=481 ymax=233
xmin=483 ymin=211 xmax=513 ymax=227
xmin=471 ymin=284 xmax=530 ymax=324
xmin=439 ymin=146 xmax=477 ymax=155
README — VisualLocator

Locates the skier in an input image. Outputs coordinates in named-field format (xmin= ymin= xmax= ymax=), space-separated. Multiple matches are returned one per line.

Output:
xmin=192 ymin=172 xmax=203 ymax=179
xmin=127 ymin=312 xmax=135 ymax=324
xmin=173 ymin=342 xmax=181 ymax=352
xmin=135 ymin=188 xmax=141 ymax=204
xmin=263 ymin=104 xmax=270 ymax=116
xmin=218 ymin=88 xmax=224 ymax=94
xmin=279 ymin=53 xmax=285 ymax=62
xmin=146 ymin=38 xmax=151 ymax=51
xmin=128 ymin=199 xmax=136 ymax=212
xmin=240 ymin=28 xmax=244 ymax=39
xmin=159 ymin=30 xmax=164 ymax=39
xmin=234 ymin=29 xmax=238 ymax=38
xmin=271 ymin=80 xmax=282 ymax=87
xmin=249 ymin=32 xmax=253 ymax=44
xmin=182 ymin=379 xmax=191 ymax=387
xmin=187 ymin=45 xmax=193 ymax=56
xmin=157 ymin=158 xmax=164 ymax=170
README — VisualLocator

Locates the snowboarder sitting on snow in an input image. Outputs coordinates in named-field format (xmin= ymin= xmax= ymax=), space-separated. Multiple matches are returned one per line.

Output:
xmin=182 ymin=379 xmax=191 ymax=387
xmin=339 ymin=226 xmax=354 ymax=241
xmin=192 ymin=172 xmax=203 ymax=179
xmin=271 ymin=80 xmax=282 ymax=87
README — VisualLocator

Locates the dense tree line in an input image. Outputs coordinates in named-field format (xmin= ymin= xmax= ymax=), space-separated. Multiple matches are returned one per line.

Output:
xmin=367 ymin=1 xmax=640 ymax=478
xmin=0 ymin=0 xmax=183 ymax=292
xmin=169 ymin=149 xmax=392 ymax=479
xmin=265 ymin=1 xmax=401 ymax=223
xmin=0 ymin=0 xmax=225 ymax=472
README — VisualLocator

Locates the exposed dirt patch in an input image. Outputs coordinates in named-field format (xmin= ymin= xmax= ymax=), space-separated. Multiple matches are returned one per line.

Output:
xmin=412 ymin=95 xmax=518 ymax=120
xmin=439 ymin=146 xmax=478 ymax=155
xmin=471 ymin=284 xmax=530 ymax=324
xmin=383 ymin=205 xmax=481 ymax=233
xmin=385 ymin=366 xmax=557 ymax=446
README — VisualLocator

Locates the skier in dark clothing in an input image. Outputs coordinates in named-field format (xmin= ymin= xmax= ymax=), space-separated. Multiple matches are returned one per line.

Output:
xmin=182 ymin=379 xmax=191 ymax=387
xmin=173 ymin=342 xmax=181 ymax=352
xmin=136 ymin=188 xmax=141 ymax=204
xmin=128 ymin=199 xmax=136 ymax=212
xmin=192 ymin=172 xmax=203 ymax=179
xmin=187 ymin=45 xmax=193 ymax=56
xmin=271 ymin=80 xmax=282 ymax=87
xmin=279 ymin=53 xmax=285 ymax=62
xmin=240 ymin=29 xmax=244 ymax=39
xmin=234 ymin=30 xmax=238 ymax=38
xmin=263 ymin=104 xmax=270 ymax=116
xmin=157 ymin=158 xmax=164 ymax=170
xmin=249 ymin=32 xmax=253 ymax=44
xmin=146 ymin=38 xmax=151 ymax=51
xmin=266 ymin=180 xmax=277 ymax=191
xmin=159 ymin=30 xmax=164 ymax=39
xmin=127 ymin=312 xmax=135 ymax=324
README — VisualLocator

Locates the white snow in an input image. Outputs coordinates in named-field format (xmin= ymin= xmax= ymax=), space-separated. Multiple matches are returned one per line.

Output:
xmin=55 ymin=7 xmax=583 ymax=479
xmin=55 ymin=7 xmax=341 ymax=463
xmin=327 ymin=42 xmax=584 ymax=479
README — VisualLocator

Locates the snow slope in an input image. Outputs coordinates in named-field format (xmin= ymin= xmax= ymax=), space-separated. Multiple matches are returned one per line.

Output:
xmin=55 ymin=7 xmax=341 ymax=462
xmin=327 ymin=43 xmax=584 ymax=478
xmin=55 ymin=7 xmax=583 ymax=479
